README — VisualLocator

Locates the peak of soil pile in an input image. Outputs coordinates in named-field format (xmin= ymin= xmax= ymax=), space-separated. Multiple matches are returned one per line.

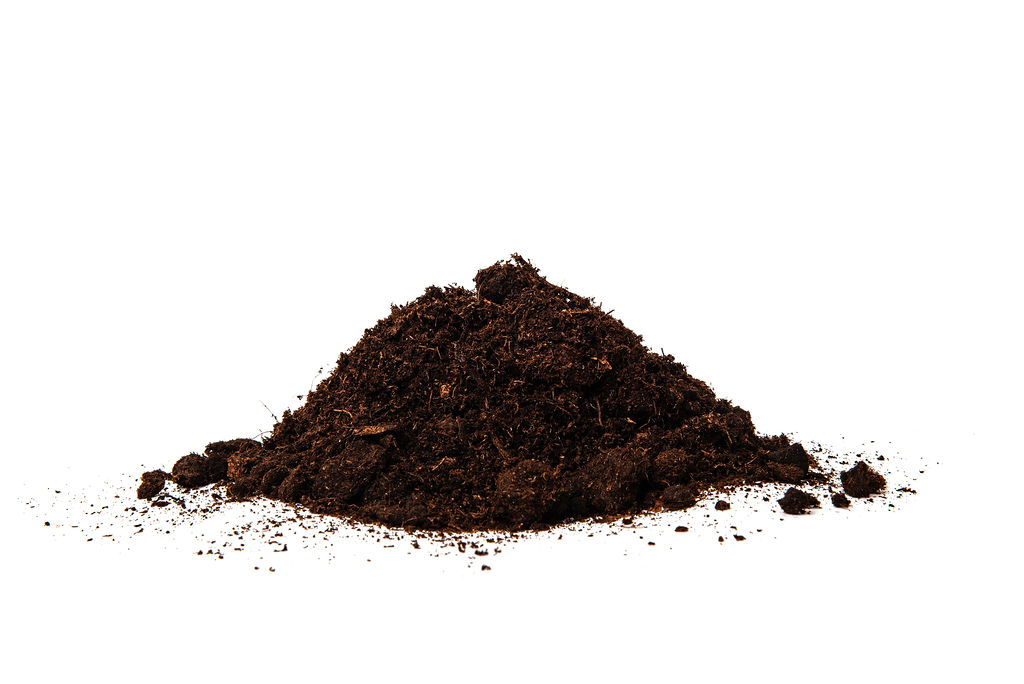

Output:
xmin=145 ymin=255 xmax=816 ymax=531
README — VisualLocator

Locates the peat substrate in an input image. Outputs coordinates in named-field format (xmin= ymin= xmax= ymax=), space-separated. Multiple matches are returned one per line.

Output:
xmin=139 ymin=255 xmax=891 ymax=533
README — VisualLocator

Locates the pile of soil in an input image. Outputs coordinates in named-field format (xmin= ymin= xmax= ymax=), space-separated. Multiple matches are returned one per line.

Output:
xmin=141 ymin=255 xmax=852 ymax=531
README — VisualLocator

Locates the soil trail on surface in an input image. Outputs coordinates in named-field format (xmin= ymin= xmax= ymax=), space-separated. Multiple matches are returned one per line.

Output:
xmin=142 ymin=255 xmax=867 ymax=531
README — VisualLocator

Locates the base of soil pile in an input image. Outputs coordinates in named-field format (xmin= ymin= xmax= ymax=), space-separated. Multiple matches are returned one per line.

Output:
xmin=142 ymin=256 xmax=843 ymax=531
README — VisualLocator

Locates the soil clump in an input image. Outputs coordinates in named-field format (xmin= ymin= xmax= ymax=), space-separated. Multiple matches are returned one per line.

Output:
xmin=778 ymin=488 xmax=821 ymax=514
xmin=137 ymin=470 xmax=167 ymax=500
xmin=841 ymin=461 xmax=886 ymax=498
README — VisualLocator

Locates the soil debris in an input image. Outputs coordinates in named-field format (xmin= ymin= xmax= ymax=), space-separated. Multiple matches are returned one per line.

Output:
xmin=831 ymin=492 xmax=851 ymax=508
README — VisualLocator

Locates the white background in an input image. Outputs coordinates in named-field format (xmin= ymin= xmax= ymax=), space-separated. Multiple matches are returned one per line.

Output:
xmin=2 ymin=2 xmax=1021 ymax=681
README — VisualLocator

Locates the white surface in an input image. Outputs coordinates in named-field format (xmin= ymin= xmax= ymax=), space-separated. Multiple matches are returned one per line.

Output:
xmin=2 ymin=2 xmax=1021 ymax=681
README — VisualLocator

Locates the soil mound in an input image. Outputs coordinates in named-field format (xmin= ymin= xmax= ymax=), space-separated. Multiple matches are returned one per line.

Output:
xmin=143 ymin=255 xmax=817 ymax=530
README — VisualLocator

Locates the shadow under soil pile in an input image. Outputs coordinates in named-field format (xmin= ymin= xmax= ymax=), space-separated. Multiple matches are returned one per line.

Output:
xmin=142 ymin=256 xmax=848 ymax=531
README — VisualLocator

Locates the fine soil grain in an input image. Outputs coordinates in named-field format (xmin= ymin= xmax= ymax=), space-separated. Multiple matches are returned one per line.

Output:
xmin=142 ymin=255 xmax=822 ymax=531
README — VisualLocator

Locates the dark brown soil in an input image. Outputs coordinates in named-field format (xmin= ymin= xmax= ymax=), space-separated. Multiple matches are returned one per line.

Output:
xmin=141 ymin=255 xmax=820 ymax=531
xmin=137 ymin=470 xmax=167 ymax=500
xmin=831 ymin=492 xmax=851 ymax=508
xmin=778 ymin=488 xmax=821 ymax=514
xmin=171 ymin=452 xmax=228 ymax=489
xmin=841 ymin=461 xmax=886 ymax=498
